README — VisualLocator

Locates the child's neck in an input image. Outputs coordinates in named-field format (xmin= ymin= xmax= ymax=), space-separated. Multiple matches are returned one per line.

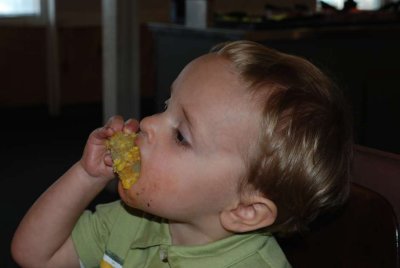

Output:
xmin=168 ymin=220 xmax=233 ymax=246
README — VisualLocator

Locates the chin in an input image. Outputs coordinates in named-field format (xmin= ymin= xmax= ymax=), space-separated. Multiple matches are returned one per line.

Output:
xmin=117 ymin=181 xmax=141 ymax=210
xmin=117 ymin=182 xmax=130 ymax=205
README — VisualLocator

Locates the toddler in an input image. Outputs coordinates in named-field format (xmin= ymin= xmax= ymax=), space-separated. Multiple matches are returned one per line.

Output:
xmin=12 ymin=40 xmax=352 ymax=268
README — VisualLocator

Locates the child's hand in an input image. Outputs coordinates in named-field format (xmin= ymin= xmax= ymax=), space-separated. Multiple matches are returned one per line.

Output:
xmin=80 ymin=116 xmax=139 ymax=181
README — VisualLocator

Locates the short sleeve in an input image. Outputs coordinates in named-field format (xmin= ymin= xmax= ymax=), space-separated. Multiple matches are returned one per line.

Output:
xmin=72 ymin=200 xmax=123 ymax=268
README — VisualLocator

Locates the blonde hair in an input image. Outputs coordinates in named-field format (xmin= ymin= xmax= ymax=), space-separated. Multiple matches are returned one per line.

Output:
xmin=212 ymin=40 xmax=353 ymax=235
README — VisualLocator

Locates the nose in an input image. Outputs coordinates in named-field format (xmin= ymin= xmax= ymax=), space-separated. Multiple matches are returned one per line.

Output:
xmin=139 ymin=114 xmax=159 ymax=144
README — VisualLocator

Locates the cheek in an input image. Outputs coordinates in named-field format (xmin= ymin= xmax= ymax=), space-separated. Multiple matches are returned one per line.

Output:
xmin=119 ymin=157 xmax=176 ymax=208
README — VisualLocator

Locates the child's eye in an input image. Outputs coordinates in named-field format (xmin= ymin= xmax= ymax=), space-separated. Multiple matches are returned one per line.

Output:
xmin=175 ymin=130 xmax=189 ymax=147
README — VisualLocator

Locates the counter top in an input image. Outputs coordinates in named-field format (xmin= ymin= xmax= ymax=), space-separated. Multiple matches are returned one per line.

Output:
xmin=148 ymin=19 xmax=400 ymax=40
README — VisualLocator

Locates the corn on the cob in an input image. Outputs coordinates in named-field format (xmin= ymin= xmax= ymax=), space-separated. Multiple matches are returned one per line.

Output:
xmin=106 ymin=132 xmax=141 ymax=189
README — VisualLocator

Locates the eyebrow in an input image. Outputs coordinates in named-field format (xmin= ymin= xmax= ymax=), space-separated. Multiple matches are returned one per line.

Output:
xmin=182 ymin=106 xmax=194 ymax=132
xmin=170 ymin=84 xmax=197 ymax=141
xmin=171 ymin=84 xmax=192 ymax=127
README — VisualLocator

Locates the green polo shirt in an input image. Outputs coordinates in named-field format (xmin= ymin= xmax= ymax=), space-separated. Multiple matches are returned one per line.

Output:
xmin=72 ymin=201 xmax=291 ymax=268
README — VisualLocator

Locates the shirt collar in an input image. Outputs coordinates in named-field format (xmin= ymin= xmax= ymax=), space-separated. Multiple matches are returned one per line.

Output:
xmin=167 ymin=233 xmax=273 ymax=268
xmin=128 ymin=212 xmax=171 ymax=248
xmin=129 ymin=214 xmax=274 ymax=268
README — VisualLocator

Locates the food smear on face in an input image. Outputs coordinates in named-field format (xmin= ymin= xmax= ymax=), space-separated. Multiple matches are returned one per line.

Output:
xmin=106 ymin=132 xmax=141 ymax=189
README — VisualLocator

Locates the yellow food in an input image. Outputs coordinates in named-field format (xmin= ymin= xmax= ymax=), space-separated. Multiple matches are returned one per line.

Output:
xmin=106 ymin=132 xmax=141 ymax=189
xmin=100 ymin=259 xmax=113 ymax=268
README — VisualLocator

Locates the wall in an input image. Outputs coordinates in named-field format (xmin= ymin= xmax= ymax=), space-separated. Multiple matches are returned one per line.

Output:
xmin=0 ymin=0 xmax=171 ymax=107
xmin=0 ymin=26 xmax=46 ymax=106
xmin=0 ymin=0 xmax=102 ymax=107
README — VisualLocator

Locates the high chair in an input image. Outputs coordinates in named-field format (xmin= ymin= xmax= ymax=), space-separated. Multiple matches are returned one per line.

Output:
xmin=277 ymin=145 xmax=400 ymax=268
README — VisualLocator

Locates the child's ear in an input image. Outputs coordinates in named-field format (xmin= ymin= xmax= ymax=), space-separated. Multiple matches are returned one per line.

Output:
xmin=220 ymin=195 xmax=277 ymax=233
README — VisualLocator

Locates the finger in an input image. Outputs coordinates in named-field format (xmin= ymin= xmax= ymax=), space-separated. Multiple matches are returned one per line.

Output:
xmin=104 ymin=166 xmax=116 ymax=179
xmin=104 ymin=153 xmax=113 ymax=167
xmin=123 ymin=118 xmax=139 ymax=134
xmin=105 ymin=115 xmax=125 ymax=132
xmin=89 ymin=127 xmax=114 ymax=145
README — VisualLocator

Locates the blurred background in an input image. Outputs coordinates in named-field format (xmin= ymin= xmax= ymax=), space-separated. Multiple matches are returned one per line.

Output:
xmin=1 ymin=0 xmax=399 ymax=266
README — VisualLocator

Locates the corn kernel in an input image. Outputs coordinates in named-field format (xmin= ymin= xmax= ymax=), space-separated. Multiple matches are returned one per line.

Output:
xmin=106 ymin=132 xmax=141 ymax=189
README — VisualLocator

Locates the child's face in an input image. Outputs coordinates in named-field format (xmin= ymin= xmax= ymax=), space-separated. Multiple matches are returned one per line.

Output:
xmin=119 ymin=54 xmax=262 ymax=225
